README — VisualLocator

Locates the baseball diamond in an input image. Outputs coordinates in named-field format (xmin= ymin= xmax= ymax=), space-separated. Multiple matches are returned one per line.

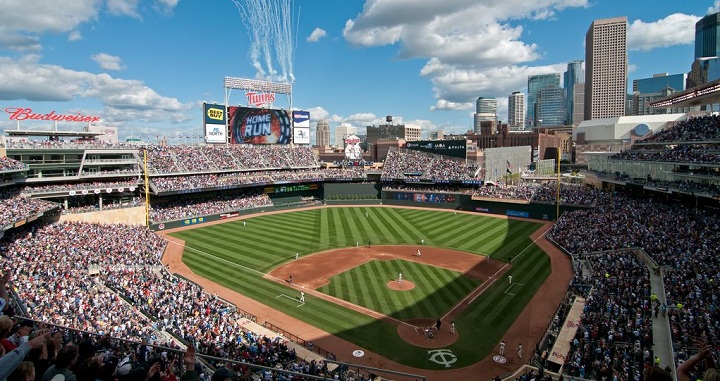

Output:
xmin=161 ymin=205 xmax=571 ymax=378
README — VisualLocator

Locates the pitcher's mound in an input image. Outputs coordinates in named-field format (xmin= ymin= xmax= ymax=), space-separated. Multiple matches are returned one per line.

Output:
xmin=387 ymin=280 xmax=415 ymax=291
xmin=397 ymin=318 xmax=459 ymax=348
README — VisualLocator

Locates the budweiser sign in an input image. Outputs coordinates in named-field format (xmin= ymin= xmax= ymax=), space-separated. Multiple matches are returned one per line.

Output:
xmin=4 ymin=107 xmax=102 ymax=123
xmin=246 ymin=92 xmax=276 ymax=107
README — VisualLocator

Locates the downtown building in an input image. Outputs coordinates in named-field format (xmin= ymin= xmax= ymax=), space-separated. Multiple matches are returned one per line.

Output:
xmin=688 ymin=12 xmax=720 ymax=89
xmin=564 ymin=60 xmax=585 ymax=125
xmin=585 ymin=16 xmax=628 ymax=120
xmin=527 ymin=74 xmax=560 ymax=127
xmin=315 ymin=119 xmax=330 ymax=146
xmin=473 ymin=97 xmax=498 ymax=133
xmin=508 ymin=92 xmax=525 ymax=131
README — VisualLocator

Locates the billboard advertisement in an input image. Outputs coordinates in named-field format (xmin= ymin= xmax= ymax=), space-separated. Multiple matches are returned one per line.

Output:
xmin=293 ymin=127 xmax=310 ymax=145
xmin=292 ymin=110 xmax=310 ymax=128
xmin=204 ymin=103 xmax=227 ymax=143
xmin=228 ymin=106 xmax=291 ymax=144
xmin=405 ymin=139 xmax=467 ymax=159
xmin=205 ymin=124 xmax=227 ymax=143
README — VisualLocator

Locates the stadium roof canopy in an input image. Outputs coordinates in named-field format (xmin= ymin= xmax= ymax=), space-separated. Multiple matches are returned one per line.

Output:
xmin=650 ymin=78 xmax=720 ymax=109
xmin=5 ymin=130 xmax=103 ymax=138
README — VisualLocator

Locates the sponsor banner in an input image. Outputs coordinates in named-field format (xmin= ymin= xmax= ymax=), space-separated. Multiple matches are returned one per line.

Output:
xmin=506 ymin=210 xmax=529 ymax=218
xmin=220 ymin=212 xmax=240 ymax=220
xmin=385 ymin=191 xmax=457 ymax=203
xmin=293 ymin=127 xmax=310 ymax=145
xmin=264 ymin=184 xmax=319 ymax=194
xmin=332 ymin=160 xmax=373 ymax=166
xmin=475 ymin=207 xmax=490 ymax=212
xmin=229 ymin=106 xmax=291 ymax=144
xmin=182 ymin=217 xmax=205 ymax=226
xmin=205 ymin=123 xmax=227 ymax=143
xmin=14 ymin=219 xmax=26 ymax=228
xmin=204 ymin=103 xmax=226 ymax=125
xmin=405 ymin=139 xmax=467 ymax=159
xmin=292 ymin=110 xmax=310 ymax=127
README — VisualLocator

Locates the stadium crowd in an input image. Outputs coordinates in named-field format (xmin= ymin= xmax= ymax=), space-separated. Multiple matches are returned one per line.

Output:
xmin=0 ymin=189 xmax=58 ymax=227
xmin=0 ymin=157 xmax=26 ymax=172
xmin=144 ymin=145 xmax=319 ymax=174
xmin=21 ymin=179 xmax=139 ymax=194
xmin=549 ymin=195 xmax=720 ymax=379
xmin=560 ymin=250 xmax=652 ymax=380
xmin=150 ymin=190 xmax=272 ymax=222
xmin=0 ymin=221 xmax=348 ymax=381
xmin=610 ymin=144 xmax=720 ymax=165
xmin=381 ymin=148 xmax=480 ymax=181
xmin=151 ymin=168 xmax=364 ymax=193
xmin=531 ymin=182 xmax=611 ymax=206
xmin=641 ymin=114 xmax=720 ymax=143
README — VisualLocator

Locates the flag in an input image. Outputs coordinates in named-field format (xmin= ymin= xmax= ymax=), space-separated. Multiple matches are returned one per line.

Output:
xmin=506 ymin=160 xmax=512 ymax=174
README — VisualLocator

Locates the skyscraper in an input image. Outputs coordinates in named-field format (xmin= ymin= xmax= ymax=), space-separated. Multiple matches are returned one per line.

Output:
xmin=585 ymin=16 xmax=627 ymax=121
xmin=507 ymin=92 xmax=525 ymax=131
xmin=527 ymin=74 xmax=560 ymax=127
xmin=564 ymin=60 xmax=584 ymax=125
xmin=695 ymin=12 xmax=720 ymax=59
xmin=537 ymin=86 xmax=565 ymax=126
xmin=316 ymin=119 xmax=330 ymax=146
xmin=473 ymin=97 xmax=497 ymax=133
xmin=334 ymin=124 xmax=357 ymax=147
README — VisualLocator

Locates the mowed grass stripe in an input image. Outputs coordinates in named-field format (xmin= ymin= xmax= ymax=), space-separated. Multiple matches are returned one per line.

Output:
xmin=383 ymin=209 xmax=423 ymax=244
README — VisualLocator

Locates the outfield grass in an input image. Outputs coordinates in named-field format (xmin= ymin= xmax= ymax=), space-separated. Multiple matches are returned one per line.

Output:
xmin=170 ymin=207 xmax=550 ymax=369
xmin=319 ymin=259 xmax=481 ymax=320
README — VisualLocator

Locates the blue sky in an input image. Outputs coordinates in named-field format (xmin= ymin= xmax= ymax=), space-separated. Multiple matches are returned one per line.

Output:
xmin=0 ymin=0 xmax=717 ymax=143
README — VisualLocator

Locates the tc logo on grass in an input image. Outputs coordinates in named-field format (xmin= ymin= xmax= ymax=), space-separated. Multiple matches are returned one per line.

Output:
xmin=428 ymin=349 xmax=457 ymax=368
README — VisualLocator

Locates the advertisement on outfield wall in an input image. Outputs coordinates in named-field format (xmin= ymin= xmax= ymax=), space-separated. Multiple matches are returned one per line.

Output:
xmin=292 ymin=110 xmax=310 ymax=127
xmin=203 ymin=103 xmax=227 ymax=143
xmin=293 ymin=127 xmax=310 ymax=145
xmin=229 ymin=106 xmax=291 ymax=144
xmin=405 ymin=139 xmax=467 ymax=159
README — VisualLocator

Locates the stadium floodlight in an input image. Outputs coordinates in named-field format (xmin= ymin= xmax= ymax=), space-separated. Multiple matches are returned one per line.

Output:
xmin=224 ymin=77 xmax=292 ymax=95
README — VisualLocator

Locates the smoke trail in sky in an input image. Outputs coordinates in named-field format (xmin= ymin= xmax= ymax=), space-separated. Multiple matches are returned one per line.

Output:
xmin=232 ymin=0 xmax=295 ymax=83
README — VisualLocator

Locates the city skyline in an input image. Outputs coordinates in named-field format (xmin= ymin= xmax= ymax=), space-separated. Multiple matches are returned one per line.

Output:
xmin=0 ymin=0 xmax=717 ymax=142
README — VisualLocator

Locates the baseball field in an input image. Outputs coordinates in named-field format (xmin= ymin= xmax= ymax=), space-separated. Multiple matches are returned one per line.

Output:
xmin=167 ymin=206 xmax=553 ymax=371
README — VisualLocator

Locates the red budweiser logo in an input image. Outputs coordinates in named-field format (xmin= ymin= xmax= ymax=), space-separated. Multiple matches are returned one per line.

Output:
xmin=246 ymin=92 xmax=276 ymax=107
xmin=4 ymin=107 xmax=101 ymax=123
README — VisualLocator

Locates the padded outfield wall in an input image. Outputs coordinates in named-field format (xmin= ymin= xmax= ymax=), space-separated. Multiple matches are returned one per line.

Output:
xmin=381 ymin=190 xmax=584 ymax=219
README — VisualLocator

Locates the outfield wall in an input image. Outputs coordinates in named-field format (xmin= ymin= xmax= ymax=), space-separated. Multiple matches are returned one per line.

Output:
xmin=323 ymin=183 xmax=381 ymax=199
xmin=381 ymin=190 xmax=585 ymax=220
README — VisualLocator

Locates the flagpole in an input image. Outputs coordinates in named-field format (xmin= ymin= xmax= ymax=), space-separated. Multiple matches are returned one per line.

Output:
xmin=556 ymin=146 xmax=561 ymax=220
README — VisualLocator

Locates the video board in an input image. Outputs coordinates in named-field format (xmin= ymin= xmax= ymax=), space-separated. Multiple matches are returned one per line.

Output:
xmin=405 ymin=140 xmax=467 ymax=159
xmin=228 ymin=106 xmax=291 ymax=144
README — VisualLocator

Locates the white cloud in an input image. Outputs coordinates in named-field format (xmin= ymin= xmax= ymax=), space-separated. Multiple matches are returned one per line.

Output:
xmin=107 ymin=0 xmax=142 ymax=19
xmin=0 ymin=34 xmax=41 ymax=52
xmin=307 ymin=28 xmax=327 ymax=42
xmin=342 ymin=0 xmax=590 ymax=114
xmin=0 ymin=55 xmax=193 ymax=123
xmin=68 ymin=31 xmax=83 ymax=42
xmin=708 ymin=1 xmax=720 ymax=14
xmin=430 ymin=100 xmax=473 ymax=111
xmin=91 ymin=53 xmax=126 ymax=71
xmin=628 ymin=13 xmax=700 ymax=52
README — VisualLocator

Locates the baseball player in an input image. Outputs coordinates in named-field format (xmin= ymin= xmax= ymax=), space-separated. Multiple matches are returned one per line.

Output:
xmin=517 ymin=343 xmax=523 ymax=359
xmin=499 ymin=340 xmax=506 ymax=356
xmin=508 ymin=275 xmax=513 ymax=284
xmin=416 ymin=249 xmax=422 ymax=257
xmin=295 ymin=252 xmax=299 ymax=260
xmin=242 ymin=221 xmax=246 ymax=227
xmin=450 ymin=321 xmax=456 ymax=334
xmin=300 ymin=291 xmax=305 ymax=303
xmin=398 ymin=273 xmax=403 ymax=283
